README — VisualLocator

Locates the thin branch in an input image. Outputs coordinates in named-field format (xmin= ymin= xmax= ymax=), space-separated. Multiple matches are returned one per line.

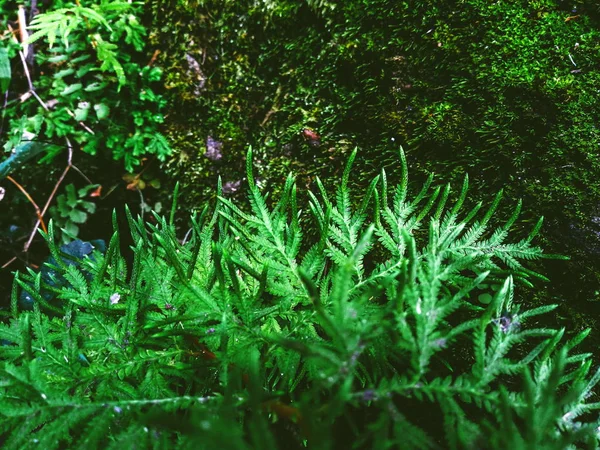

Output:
xmin=8 ymin=24 xmax=48 ymax=111
xmin=71 ymin=164 xmax=93 ymax=184
xmin=138 ymin=188 xmax=145 ymax=220
xmin=6 ymin=175 xmax=47 ymax=233
xmin=65 ymin=108 xmax=96 ymax=135
xmin=23 ymin=138 xmax=73 ymax=252
xmin=147 ymin=49 xmax=160 ymax=66
xmin=31 ymin=90 xmax=49 ymax=111
xmin=1 ymin=256 xmax=16 ymax=269
xmin=17 ymin=6 xmax=30 ymax=59
xmin=181 ymin=228 xmax=193 ymax=245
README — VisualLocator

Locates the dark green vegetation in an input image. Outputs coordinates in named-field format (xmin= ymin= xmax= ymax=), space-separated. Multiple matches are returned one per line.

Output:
xmin=1 ymin=0 xmax=600 ymax=448
xmin=2 ymin=150 xmax=599 ymax=449
xmin=153 ymin=0 xmax=600 ymax=314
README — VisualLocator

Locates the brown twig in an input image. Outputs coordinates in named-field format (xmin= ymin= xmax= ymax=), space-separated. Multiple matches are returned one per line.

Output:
xmin=147 ymin=49 xmax=160 ymax=67
xmin=6 ymin=175 xmax=47 ymax=233
xmin=1 ymin=256 xmax=17 ymax=269
xmin=23 ymin=138 xmax=74 ymax=252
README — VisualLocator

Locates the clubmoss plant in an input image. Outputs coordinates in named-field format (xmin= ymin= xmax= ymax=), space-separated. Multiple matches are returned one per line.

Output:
xmin=0 ymin=147 xmax=598 ymax=449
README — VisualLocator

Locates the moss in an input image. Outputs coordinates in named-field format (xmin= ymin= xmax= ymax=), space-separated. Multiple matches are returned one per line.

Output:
xmin=147 ymin=0 xmax=600 ymax=337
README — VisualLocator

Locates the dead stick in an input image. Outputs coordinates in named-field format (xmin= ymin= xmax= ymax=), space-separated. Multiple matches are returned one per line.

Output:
xmin=17 ymin=6 xmax=30 ymax=59
xmin=1 ymin=256 xmax=17 ymax=269
xmin=71 ymin=164 xmax=93 ymax=185
xmin=8 ymin=24 xmax=48 ymax=110
xmin=6 ymin=176 xmax=47 ymax=233
xmin=23 ymin=139 xmax=73 ymax=251
xmin=147 ymin=49 xmax=160 ymax=67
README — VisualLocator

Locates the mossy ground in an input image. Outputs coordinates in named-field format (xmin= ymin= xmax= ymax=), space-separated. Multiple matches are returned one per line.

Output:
xmin=145 ymin=0 xmax=600 ymax=349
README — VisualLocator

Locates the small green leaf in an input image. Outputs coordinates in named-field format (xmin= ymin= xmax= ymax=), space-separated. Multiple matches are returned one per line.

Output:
xmin=54 ymin=68 xmax=75 ymax=79
xmin=81 ymin=202 xmax=96 ymax=214
xmin=61 ymin=83 xmax=83 ymax=96
xmin=84 ymin=82 xmax=108 ymax=92
xmin=69 ymin=209 xmax=88 ymax=224
xmin=76 ymin=64 xmax=95 ymax=78
xmin=94 ymin=103 xmax=110 ymax=120
xmin=65 ymin=185 xmax=78 ymax=208
xmin=64 ymin=220 xmax=79 ymax=238
xmin=478 ymin=293 xmax=493 ymax=305
xmin=74 ymin=103 xmax=90 ymax=121
xmin=56 ymin=196 xmax=69 ymax=216
xmin=46 ymin=54 xmax=68 ymax=63
xmin=77 ymin=184 xmax=100 ymax=197
xmin=0 ymin=47 xmax=11 ymax=93
xmin=70 ymin=54 xmax=92 ymax=64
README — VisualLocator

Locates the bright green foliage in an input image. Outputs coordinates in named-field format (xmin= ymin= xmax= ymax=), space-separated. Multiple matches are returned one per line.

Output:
xmin=0 ymin=148 xmax=597 ymax=448
xmin=0 ymin=46 xmax=10 ymax=93
xmin=49 ymin=184 xmax=99 ymax=244
xmin=1 ymin=0 xmax=169 ymax=171
xmin=27 ymin=6 xmax=112 ymax=51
